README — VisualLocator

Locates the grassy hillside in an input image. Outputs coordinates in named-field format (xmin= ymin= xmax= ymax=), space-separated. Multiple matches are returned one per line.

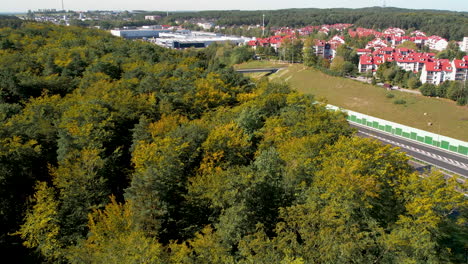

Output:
xmin=269 ymin=64 xmax=468 ymax=141
xmin=233 ymin=60 xmax=289 ymax=70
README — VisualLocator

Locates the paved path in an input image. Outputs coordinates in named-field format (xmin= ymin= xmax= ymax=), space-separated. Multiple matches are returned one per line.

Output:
xmin=235 ymin=68 xmax=282 ymax=74
xmin=348 ymin=77 xmax=421 ymax=95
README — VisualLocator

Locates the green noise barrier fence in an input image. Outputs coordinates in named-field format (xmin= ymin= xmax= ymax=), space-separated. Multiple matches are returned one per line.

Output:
xmin=326 ymin=105 xmax=468 ymax=156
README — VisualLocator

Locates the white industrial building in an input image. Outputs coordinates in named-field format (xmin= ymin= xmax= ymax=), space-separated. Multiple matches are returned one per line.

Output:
xmin=145 ymin=15 xmax=161 ymax=21
xmin=151 ymin=31 xmax=252 ymax=49
xmin=110 ymin=26 xmax=171 ymax=39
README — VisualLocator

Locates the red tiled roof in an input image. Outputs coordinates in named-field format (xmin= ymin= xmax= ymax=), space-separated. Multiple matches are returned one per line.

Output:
xmin=359 ymin=49 xmax=440 ymax=69
xmin=248 ymin=40 xmax=257 ymax=46
xmin=314 ymin=39 xmax=326 ymax=46
xmin=453 ymin=59 xmax=468 ymax=69
xmin=374 ymin=58 xmax=384 ymax=65
xmin=425 ymin=60 xmax=452 ymax=72
xmin=359 ymin=55 xmax=374 ymax=65
xmin=384 ymin=54 xmax=395 ymax=62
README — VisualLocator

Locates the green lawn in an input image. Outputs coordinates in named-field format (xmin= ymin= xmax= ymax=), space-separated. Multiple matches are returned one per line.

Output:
xmin=234 ymin=60 xmax=290 ymax=70
xmin=272 ymin=64 xmax=468 ymax=141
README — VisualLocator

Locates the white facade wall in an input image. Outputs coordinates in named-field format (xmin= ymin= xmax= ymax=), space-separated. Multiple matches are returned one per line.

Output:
xmin=145 ymin=16 xmax=160 ymax=21
xmin=420 ymin=67 xmax=451 ymax=85
xmin=435 ymin=39 xmax=448 ymax=51
xmin=396 ymin=62 xmax=417 ymax=72
xmin=110 ymin=29 xmax=170 ymax=39
xmin=451 ymin=61 xmax=468 ymax=82
xmin=426 ymin=39 xmax=448 ymax=51
xmin=419 ymin=61 xmax=468 ymax=84
xmin=462 ymin=37 xmax=468 ymax=53
xmin=358 ymin=64 xmax=373 ymax=73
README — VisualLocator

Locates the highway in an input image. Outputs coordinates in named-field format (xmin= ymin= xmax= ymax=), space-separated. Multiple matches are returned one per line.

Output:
xmin=350 ymin=123 xmax=468 ymax=178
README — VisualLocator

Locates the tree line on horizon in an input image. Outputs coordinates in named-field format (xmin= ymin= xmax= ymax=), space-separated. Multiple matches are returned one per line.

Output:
xmin=0 ymin=22 xmax=467 ymax=263
xmin=154 ymin=7 xmax=468 ymax=41
xmin=14 ymin=6 xmax=467 ymax=41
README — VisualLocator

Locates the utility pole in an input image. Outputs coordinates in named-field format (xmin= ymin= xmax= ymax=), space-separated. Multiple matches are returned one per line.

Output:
xmin=262 ymin=14 xmax=265 ymax=36
xmin=61 ymin=0 xmax=64 ymax=11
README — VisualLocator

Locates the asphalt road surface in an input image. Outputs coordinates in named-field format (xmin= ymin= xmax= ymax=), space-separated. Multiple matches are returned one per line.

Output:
xmin=235 ymin=68 xmax=281 ymax=74
xmin=350 ymin=123 xmax=468 ymax=178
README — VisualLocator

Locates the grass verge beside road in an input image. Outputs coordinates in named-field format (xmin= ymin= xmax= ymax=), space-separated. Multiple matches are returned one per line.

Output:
xmin=269 ymin=64 xmax=468 ymax=141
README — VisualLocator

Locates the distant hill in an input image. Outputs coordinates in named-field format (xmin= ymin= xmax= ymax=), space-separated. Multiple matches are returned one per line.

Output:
xmin=0 ymin=15 xmax=23 ymax=28
xmin=0 ymin=15 xmax=20 ymax=20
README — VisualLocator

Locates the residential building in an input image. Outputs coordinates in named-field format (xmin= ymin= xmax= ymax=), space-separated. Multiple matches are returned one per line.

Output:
xmin=358 ymin=48 xmax=435 ymax=74
xmin=419 ymin=59 xmax=453 ymax=85
xmin=365 ymin=38 xmax=388 ymax=49
xmin=419 ymin=56 xmax=468 ymax=84
xmin=411 ymin=30 xmax=426 ymax=37
xmin=462 ymin=37 xmax=468 ymax=53
xmin=358 ymin=54 xmax=376 ymax=73
xmin=425 ymin=36 xmax=448 ymax=51
xmin=383 ymin=27 xmax=406 ymax=37
xmin=451 ymin=56 xmax=468 ymax=82
xmin=197 ymin=22 xmax=214 ymax=30
xmin=313 ymin=40 xmax=335 ymax=59
xmin=348 ymin=28 xmax=381 ymax=38
xmin=356 ymin=49 xmax=372 ymax=56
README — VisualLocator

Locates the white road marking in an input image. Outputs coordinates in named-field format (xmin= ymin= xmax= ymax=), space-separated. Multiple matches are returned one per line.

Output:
xmin=360 ymin=131 xmax=468 ymax=170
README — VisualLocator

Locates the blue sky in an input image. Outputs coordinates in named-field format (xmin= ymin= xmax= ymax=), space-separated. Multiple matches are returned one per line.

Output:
xmin=2 ymin=0 xmax=467 ymax=13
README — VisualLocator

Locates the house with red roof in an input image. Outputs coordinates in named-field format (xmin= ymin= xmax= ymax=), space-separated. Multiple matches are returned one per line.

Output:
xmin=450 ymin=57 xmax=468 ymax=82
xmin=358 ymin=54 xmax=375 ymax=73
xmin=318 ymin=27 xmax=330 ymax=35
xmin=383 ymin=27 xmax=406 ymax=37
xmin=248 ymin=40 xmax=258 ymax=47
xmin=419 ymin=57 xmax=468 ymax=85
xmin=425 ymin=36 xmax=448 ymax=51
xmin=313 ymin=39 xmax=327 ymax=58
xmin=356 ymin=49 xmax=372 ymax=56
xmin=365 ymin=38 xmax=388 ymax=50
xmin=420 ymin=59 xmax=454 ymax=85
xmin=348 ymin=28 xmax=381 ymax=38
xmin=358 ymin=48 xmax=436 ymax=75
xmin=411 ymin=30 xmax=427 ymax=37
xmin=329 ymin=35 xmax=345 ymax=45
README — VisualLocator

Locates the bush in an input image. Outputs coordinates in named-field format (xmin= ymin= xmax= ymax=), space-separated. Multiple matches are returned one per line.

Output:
xmin=394 ymin=99 xmax=406 ymax=105
xmin=386 ymin=93 xmax=395 ymax=98
xmin=407 ymin=77 xmax=421 ymax=89
xmin=419 ymin=83 xmax=437 ymax=97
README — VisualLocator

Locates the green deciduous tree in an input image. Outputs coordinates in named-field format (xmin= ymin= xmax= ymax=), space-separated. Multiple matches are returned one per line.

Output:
xmin=67 ymin=196 xmax=166 ymax=264
xmin=52 ymin=148 xmax=109 ymax=245
xmin=15 ymin=182 xmax=63 ymax=261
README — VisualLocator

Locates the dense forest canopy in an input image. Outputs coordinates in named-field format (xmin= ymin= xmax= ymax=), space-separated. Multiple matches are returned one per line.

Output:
xmin=0 ymin=21 xmax=467 ymax=263
xmin=153 ymin=7 xmax=468 ymax=40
